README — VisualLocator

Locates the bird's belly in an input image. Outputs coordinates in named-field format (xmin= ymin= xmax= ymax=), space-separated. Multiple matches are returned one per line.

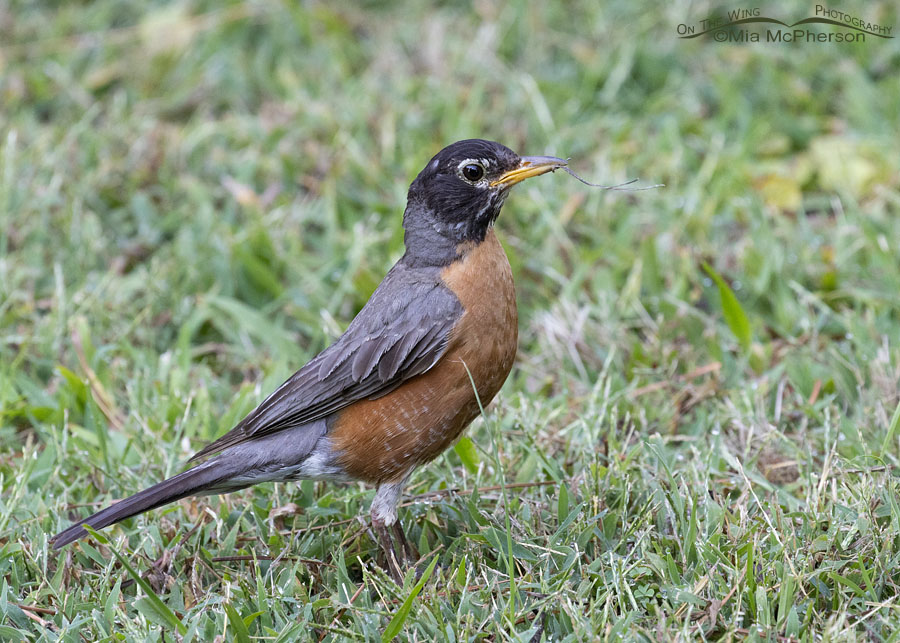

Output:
xmin=328 ymin=230 xmax=517 ymax=484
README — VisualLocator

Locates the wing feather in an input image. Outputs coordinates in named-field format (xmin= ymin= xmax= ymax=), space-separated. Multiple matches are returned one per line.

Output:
xmin=189 ymin=262 xmax=462 ymax=461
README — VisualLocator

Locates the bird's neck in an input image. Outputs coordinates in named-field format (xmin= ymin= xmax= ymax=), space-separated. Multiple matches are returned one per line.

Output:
xmin=400 ymin=201 xmax=491 ymax=268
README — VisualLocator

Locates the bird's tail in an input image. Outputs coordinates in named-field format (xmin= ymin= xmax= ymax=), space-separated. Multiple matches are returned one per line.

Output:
xmin=50 ymin=458 xmax=243 ymax=549
xmin=51 ymin=419 xmax=327 ymax=548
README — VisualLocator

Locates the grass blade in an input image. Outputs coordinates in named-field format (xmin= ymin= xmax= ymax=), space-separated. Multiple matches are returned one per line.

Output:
xmin=703 ymin=263 xmax=752 ymax=351
xmin=453 ymin=436 xmax=480 ymax=473
xmin=82 ymin=526 xmax=187 ymax=636
xmin=381 ymin=555 xmax=439 ymax=642
xmin=225 ymin=603 xmax=252 ymax=643
xmin=879 ymin=399 xmax=900 ymax=459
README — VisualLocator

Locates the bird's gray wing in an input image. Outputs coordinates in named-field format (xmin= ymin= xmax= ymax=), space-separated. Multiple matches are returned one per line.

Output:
xmin=189 ymin=262 xmax=462 ymax=461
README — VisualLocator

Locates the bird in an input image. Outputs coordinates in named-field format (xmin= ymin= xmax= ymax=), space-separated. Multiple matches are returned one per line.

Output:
xmin=50 ymin=139 xmax=568 ymax=580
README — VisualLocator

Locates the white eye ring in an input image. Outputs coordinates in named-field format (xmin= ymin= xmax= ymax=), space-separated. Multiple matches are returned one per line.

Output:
xmin=458 ymin=159 xmax=487 ymax=183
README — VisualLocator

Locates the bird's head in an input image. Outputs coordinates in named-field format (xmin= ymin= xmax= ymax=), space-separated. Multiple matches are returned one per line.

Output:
xmin=402 ymin=139 xmax=566 ymax=266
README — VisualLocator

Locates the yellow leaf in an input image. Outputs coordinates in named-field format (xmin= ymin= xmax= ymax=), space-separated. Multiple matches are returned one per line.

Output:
xmin=754 ymin=173 xmax=802 ymax=213
xmin=808 ymin=136 xmax=880 ymax=196
xmin=140 ymin=5 xmax=199 ymax=55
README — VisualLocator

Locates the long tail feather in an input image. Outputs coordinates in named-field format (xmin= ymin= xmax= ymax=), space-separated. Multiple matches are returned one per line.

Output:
xmin=50 ymin=459 xmax=239 ymax=549
xmin=51 ymin=419 xmax=328 ymax=548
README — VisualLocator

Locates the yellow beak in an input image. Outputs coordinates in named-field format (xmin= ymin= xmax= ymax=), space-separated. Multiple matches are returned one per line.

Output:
xmin=490 ymin=156 xmax=567 ymax=188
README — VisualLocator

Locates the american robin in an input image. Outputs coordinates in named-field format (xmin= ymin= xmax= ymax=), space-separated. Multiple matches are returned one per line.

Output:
xmin=51 ymin=139 xmax=567 ymax=580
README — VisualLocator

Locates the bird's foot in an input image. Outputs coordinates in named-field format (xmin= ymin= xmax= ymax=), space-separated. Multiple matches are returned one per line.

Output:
xmin=371 ymin=517 xmax=420 ymax=583
xmin=371 ymin=517 xmax=403 ymax=582
xmin=391 ymin=521 xmax=420 ymax=564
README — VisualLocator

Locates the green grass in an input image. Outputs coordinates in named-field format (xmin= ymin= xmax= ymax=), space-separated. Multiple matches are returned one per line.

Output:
xmin=2 ymin=0 xmax=900 ymax=640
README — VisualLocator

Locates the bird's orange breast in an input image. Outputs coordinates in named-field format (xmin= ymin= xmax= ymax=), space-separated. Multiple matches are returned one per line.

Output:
xmin=329 ymin=229 xmax=518 ymax=484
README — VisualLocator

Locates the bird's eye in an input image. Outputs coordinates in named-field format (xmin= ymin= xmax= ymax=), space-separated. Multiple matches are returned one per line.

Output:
xmin=461 ymin=163 xmax=485 ymax=182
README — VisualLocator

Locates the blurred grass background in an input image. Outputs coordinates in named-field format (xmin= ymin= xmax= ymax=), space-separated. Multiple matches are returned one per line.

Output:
xmin=1 ymin=0 xmax=899 ymax=640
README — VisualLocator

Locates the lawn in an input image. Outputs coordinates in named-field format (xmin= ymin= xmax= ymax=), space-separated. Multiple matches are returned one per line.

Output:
xmin=2 ymin=1 xmax=899 ymax=640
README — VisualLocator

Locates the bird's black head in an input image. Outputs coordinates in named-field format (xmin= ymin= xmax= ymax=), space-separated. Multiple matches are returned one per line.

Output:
xmin=401 ymin=139 xmax=566 ymax=267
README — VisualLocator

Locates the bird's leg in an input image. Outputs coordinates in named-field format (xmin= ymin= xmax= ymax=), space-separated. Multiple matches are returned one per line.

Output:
xmin=391 ymin=521 xmax=419 ymax=563
xmin=371 ymin=514 xmax=403 ymax=582
xmin=371 ymin=478 xmax=410 ymax=582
